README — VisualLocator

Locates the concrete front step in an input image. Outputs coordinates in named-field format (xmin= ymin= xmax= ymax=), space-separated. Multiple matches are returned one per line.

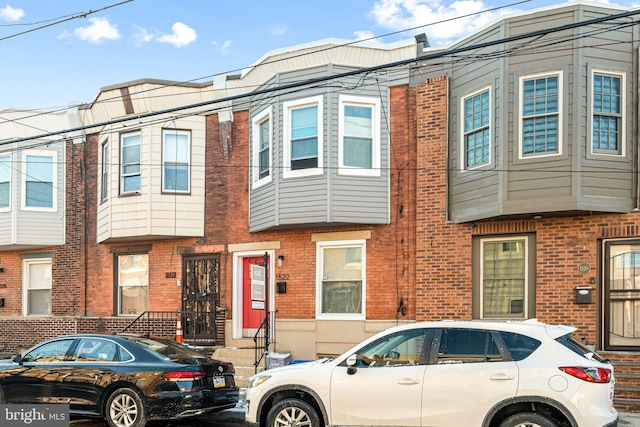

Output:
xmin=212 ymin=346 xmax=265 ymax=389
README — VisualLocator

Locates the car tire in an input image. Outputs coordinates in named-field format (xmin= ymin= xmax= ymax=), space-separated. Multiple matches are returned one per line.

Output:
xmin=499 ymin=412 xmax=557 ymax=427
xmin=105 ymin=388 xmax=147 ymax=427
xmin=266 ymin=398 xmax=320 ymax=427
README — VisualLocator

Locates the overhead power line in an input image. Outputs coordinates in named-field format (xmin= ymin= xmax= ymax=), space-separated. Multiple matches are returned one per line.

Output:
xmin=3 ymin=6 xmax=640 ymax=147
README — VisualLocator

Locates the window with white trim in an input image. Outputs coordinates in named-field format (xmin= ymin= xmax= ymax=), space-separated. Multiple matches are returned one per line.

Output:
xmin=117 ymin=254 xmax=149 ymax=316
xmin=520 ymin=72 xmax=561 ymax=158
xmin=120 ymin=133 xmax=141 ymax=194
xmin=461 ymin=88 xmax=490 ymax=169
xmin=101 ymin=141 xmax=109 ymax=201
xmin=480 ymin=237 xmax=528 ymax=319
xmin=0 ymin=155 xmax=10 ymax=209
xmin=23 ymin=151 xmax=55 ymax=210
xmin=338 ymin=95 xmax=380 ymax=176
xmin=251 ymin=107 xmax=272 ymax=188
xmin=162 ymin=129 xmax=191 ymax=193
xmin=592 ymin=71 xmax=624 ymax=155
xmin=317 ymin=240 xmax=365 ymax=319
xmin=23 ymin=258 xmax=52 ymax=316
xmin=283 ymin=96 xmax=323 ymax=178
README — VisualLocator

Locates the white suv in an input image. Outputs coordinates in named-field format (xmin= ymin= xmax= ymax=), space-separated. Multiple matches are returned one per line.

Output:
xmin=245 ymin=320 xmax=617 ymax=427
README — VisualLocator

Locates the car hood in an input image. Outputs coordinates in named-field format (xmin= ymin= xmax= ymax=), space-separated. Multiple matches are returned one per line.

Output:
xmin=263 ymin=358 xmax=333 ymax=374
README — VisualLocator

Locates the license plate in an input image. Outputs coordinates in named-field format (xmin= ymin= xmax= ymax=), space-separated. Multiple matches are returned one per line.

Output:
xmin=213 ymin=376 xmax=226 ymax=388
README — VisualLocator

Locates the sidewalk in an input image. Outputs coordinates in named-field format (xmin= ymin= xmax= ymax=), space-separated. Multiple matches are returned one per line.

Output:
xmin=621 ymin=412 xmax=640 ymax=426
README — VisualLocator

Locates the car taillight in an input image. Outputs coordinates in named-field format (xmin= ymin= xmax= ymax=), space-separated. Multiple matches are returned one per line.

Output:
xmin=559 ymin=366 xmax=612 ymax=383
xmin=163 ymin=371 xmax=206 ymax=392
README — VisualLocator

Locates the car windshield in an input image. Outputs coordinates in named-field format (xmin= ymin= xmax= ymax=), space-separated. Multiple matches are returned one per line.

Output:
xmin=126 ymin=337 xmax=204 ymax=362
xmin=555 ymin=334 xmax=608 ymax=362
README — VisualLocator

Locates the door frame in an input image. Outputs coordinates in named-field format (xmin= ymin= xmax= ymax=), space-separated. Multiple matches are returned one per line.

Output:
xmin=232 ymin=249 xmax=275 ymax=340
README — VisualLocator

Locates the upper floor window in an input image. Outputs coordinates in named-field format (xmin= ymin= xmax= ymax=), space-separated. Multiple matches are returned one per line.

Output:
xmin=120 ymin=133 xmax=141 ymax=195
xmin=338 ymin=95 xmax=381 ymax=176
xmin=23 ymin=257 xmax=52 ymax=316
xmin=461 ymin=88 xmax=490 ymax=169
xmin=251 ymin=107 xmax=272 ymax=188
xmin=101 ymin=141 xmax=109 ymax=201
xmin=162 ymin=129 xmax=191 ymax=193
xmin=283 ymin=96 xmax=323 ymax=178
xmin=519 ymin=72 xmax=562 ymax=158
xmin=0 ymin=155 xmax=10 ymax=210
xmin=23 ymin=151 xmax=55 ymax=210
xmin=316 ymin=239 xmax=365 ymax=320
xmin=592 ymin=71 xmax=624 ymax=156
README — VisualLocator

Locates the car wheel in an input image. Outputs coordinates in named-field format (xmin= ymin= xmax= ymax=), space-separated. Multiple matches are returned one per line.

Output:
xmin=499 ymin=412 xmax=557 ymax=427
xmin=105 ymin=388 xmax=147 ymax=427
xmin=266 ymin=398 xmax=320 ymax=427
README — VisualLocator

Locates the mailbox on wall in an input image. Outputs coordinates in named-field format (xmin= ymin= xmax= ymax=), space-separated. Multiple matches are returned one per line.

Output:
xmin=576 ymin=286 xmax=593 ymax=304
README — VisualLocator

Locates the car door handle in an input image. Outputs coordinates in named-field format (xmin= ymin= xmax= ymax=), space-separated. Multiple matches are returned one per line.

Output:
xmin=397 ymin=378 xmax=420 ymax=385
xmin=490 ymin=373 xmax=515 ymax=381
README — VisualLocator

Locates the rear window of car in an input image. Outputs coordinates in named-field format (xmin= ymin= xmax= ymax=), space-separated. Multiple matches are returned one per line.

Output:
xmin=500 ymin=331 xmax=541 ymax=361
xmin=555 ymin=334 xmax=607 ymax=362
xmin=127 ymin=337 xmax=202 ymax=362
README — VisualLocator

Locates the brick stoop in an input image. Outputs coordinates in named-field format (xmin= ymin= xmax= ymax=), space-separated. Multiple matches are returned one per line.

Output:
xmin=601 ymin=352 xmax=640 ymax=413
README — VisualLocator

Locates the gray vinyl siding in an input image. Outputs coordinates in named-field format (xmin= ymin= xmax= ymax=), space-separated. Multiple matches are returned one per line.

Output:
xmin=248 ymin=65 xmax=394 ymax=231
xmin=448 ymin=3 xmax=637 ymax=223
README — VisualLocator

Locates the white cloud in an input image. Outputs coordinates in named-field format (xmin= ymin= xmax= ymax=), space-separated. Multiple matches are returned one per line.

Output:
xmin=368 ymin=0 xmax=502 ymax=45
xmin=157 ymin=22 xmax=197 ymax=47
xmin=132 ymin=26 xmax=155 ymax=45
xmin=354 ymin=30 xmax=375 ymax=40
xmin=271 ymin=25 xmax=288 ymax=36
xmin=0 ymin=5 xmax=24 ymax=21
xmin=73 ymin=17 xmax=121 ymax=43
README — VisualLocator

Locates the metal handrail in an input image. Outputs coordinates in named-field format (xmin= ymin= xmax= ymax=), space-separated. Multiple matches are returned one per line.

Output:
xmin=254 ymin=310 xmax=276 ymax=373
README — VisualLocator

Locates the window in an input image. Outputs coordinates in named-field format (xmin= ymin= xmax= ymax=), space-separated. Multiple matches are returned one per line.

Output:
xmin=461 ymin=88 xmax=490 ymax=169
xmin=251 ymin=107 xmax=272 ymax=188
xmin=23 ymin=258 xmax=52 ymax=316
xmin=519 ymin=72 xmax=562 ymax=158
xmin=434 ymin=329 xmax=503 ymax=364
xmin=283 ymin=96 xmax=323 ymax=178
xmin=339 ymin=95 xmax=381 ymax=176
xmin=120 ymin=133 xmax=141 ymax=194
xmin=317 ymin=240 xmax=365 ymax=319
xmin=162 ymin=129 xmax=191 ymax=192
xmin=351 ymin=329 xmax=429 ymax=367
xmin=592 ymin=71 xmax=624 ymax=155
xmin=23 ymin=339 xmax=73 ymax=362
xmin=473 ymin=235 xmax=536 ymax=320
xmin=0 ymin=155 xmax=10 ymax=209
xmin=101 ymin=141 xmax=109 ymax=201
xmin=118 ymin=254 xmax=148 ymax=315
xmin=23 ymin=152 xmax=55 ymax=209
xmin=73 ymin=338 xmax=119 ymax=361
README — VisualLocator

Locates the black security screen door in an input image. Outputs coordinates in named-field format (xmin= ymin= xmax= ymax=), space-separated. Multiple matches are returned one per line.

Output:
xmin=605 ymin=241 xmax=640 ymax=350
xmin=182 ymin=255 xmax=220 ymax=344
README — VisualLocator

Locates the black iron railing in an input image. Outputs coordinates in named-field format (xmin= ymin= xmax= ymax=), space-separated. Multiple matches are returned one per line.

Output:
xmin=121 ymin=310 xmax=219 ymax=345
xmin=254 ymin=310 xmax=276 ymax=373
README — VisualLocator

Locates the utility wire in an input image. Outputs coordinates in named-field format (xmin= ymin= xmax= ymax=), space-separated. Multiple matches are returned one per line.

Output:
xmin=0 ymin=0 xmax=134 ymax=42
xmin=3 ymin=6 xmax=639 ymax=147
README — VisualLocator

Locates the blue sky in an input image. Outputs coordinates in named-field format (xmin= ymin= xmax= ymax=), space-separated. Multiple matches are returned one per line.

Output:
xmin=0 ymin=0 xmax=634 ymax=109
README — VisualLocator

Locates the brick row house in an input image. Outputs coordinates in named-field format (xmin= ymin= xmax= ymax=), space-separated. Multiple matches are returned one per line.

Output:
xmin=0 ymin=0 xmax=639 ymax=407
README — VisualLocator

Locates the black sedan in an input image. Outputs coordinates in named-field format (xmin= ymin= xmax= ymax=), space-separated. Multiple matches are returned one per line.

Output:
xmin=0 ymin=333 xmax=239 ymax=427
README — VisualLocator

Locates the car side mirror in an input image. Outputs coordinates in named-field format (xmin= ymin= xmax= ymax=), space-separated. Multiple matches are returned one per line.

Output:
xmin=11 ymin=354 xmax=22 ymax=365
xmin=346 ymin=354 xmax=357 ymax=375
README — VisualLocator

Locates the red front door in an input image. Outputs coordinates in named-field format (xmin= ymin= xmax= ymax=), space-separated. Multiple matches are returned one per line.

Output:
xmin=242 ymin=257 xmax=267 ymax=332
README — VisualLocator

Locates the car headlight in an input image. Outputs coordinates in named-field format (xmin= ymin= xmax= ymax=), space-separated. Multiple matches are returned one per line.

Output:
xmin=248 ymin=375 xmax=271 ymax=388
